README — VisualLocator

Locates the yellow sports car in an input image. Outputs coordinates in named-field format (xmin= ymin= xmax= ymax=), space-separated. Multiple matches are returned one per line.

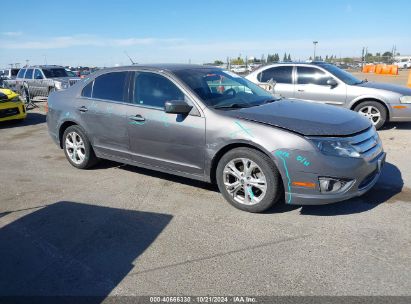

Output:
xmin=0 ymin=88 xmax=27 ymax=122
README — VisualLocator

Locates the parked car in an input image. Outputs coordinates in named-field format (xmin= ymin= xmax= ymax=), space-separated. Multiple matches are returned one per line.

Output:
xmin=15 ymin=65 xmax=81 ymax=99
xmin=393 ymin=58 xmax=411 ymax=69
xmin=0 ymin=68 xmax=20 ymax=80
xmin=47 ymin=64 xmax=385 ymax=213
xmin=246 ymin=62 xmax=411 ymax=129
xmin=0 ymin=88 xmax=26 ymax=122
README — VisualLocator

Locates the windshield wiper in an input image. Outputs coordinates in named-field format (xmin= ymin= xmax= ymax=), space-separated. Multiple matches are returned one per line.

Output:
xmin=213 ymin=103 xmax=253 ymax=109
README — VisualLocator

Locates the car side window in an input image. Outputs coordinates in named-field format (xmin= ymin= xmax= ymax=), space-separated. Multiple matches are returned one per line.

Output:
xmin=24 ymin=69 xmax=34 ymax=79
xmin=92 ymin=72 xmax=127 ymax=102
xmin=297 ymin=67 xmax=332 ymax=85
xmin=133 ymin=72 xmax=185 ymax=108
xmin=258 ymin=66 xmax=293 ymax=84
xmin=81 ymin=81 xmax=93 ymax=98
xmin=17 ymin=69 xmax=26 ymax=78
xmin=34 ymin=69 xmax=43 ymax=79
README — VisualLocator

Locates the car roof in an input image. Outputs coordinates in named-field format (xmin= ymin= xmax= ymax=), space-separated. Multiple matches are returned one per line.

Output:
xmin=24 ymin=65 xmax=65 ymax=69
xmin=93 ymin=64 xmax=220 ymax=73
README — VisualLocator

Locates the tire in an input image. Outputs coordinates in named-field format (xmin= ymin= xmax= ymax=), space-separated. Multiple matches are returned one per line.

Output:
xmin=354 ymin=101 xmax=387 ymax=130
xmin=62 ymin=125 xmax=98 ymax=169
xmin=216 ymin=147 xmax=282 ymax=213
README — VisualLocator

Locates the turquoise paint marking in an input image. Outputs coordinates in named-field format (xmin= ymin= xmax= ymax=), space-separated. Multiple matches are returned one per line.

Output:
xmin=296 ymin=155 xmax=311 ymax=166
xmin=247 ymin=186 xmax=255 ymax=200
xmin=229 ymin=121 xmax=254 ymax=138
xmin=274 ymin=150 xmax=292 ymax=204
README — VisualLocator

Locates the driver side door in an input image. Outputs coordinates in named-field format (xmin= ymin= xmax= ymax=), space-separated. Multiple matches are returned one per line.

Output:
xmin=127 ymin=71 xmax=206 ymax=176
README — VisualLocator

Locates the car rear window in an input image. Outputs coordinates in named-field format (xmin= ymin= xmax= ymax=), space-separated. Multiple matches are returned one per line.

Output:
xmin=11 ymin=69 xmax=19 ymax=76
xmin=42 ymin=68 xmax=69 ymax=78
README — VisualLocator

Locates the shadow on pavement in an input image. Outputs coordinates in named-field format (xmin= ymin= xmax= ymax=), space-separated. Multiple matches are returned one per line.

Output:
xmin=300 ymin=162 xmax=404 ymax=216
xmin=92 ymin=160 xmax=219 ymax=192
xmin=0 ymin=201 xmax=172 ymax=301
xmin=0 ymin=112 xmax=46 ymax=129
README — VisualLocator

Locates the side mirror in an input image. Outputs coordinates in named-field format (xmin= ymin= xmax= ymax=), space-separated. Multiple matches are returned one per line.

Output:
xmin=327 ymin=78 xmax=338 ymax=87
xmin=165 ymin=100 xmax=193 ymax=114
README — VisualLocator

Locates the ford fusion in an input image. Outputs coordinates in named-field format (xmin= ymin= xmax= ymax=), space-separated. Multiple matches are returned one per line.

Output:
xmin=47 ymin=64 xmax=385 ymax=212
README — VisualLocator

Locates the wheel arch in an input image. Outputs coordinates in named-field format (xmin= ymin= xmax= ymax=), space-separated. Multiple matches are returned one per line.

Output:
xmin=58 ymin=121 xmax=78 ymax=148
xmin=209 ymin=142 xmax=284 ymax=191
xmin=350 ymin=98 xmax=390 ymax=121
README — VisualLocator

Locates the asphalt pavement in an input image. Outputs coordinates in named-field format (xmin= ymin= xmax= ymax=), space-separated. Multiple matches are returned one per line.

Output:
xmin=0 ymin=106 xmax=410 ymax=298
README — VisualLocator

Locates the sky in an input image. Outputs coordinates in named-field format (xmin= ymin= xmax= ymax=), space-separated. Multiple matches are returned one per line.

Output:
xmin=1 ymin=0 xmax=410 ymax=67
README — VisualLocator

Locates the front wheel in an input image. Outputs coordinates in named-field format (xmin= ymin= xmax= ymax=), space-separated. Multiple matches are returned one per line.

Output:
xmin=216 ymin=147 xmax=282 ymax=213
xmin=62 ymin=125 xmax=98 ymax=169
xmin=354 ymin=101 xmax=387 ymax=129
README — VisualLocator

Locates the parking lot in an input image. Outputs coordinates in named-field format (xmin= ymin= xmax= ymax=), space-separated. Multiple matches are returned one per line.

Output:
xmin=0 ymin=71 xmax=410 ymax=298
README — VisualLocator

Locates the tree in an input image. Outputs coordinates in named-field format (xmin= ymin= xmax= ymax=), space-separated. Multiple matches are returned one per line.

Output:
xmin=231 ymin=57 xmax=244 ymax=65
xmin=214 ymin=60 xmax=224 ymax=65
xmin=287 ymin=54 xmax=292 ymax=62
xmin=274 ymin=53 xmax=280 ymax=62
xmin=325 ymin=55 xmax=329 ymax=62
xmin=283 ymin=53 xmax=287 ymax=62
xmin=309 ymin=56 xmax=313 ymax=60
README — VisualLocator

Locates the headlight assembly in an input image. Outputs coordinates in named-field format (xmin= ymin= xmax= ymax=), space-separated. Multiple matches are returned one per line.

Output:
xmin=311 ymin=139 xmax=361 ymax=158
xmin=400 ymin=96 xmax=411 ymax=104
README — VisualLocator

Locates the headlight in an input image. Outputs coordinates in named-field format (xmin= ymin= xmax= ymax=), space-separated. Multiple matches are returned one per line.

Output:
xmin=311 ymin=139 xmax=360 ymax=158
xmin=54 ymin=82 xmax=69 ymax=90
xmin=400 ymin=96 xmax=411 ymax=104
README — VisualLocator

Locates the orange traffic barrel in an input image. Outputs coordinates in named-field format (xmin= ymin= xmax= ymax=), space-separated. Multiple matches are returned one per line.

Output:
xmin=407 ymin=70 xmax=411 ymax=88
xmin=368 ymin=65 xmax=376 ymax=73
xmin=375 ymin=64 xmax=384 ymax=74
xmin=362 ymin=65 xmax=369 ymax=73
xmin=390 ymin=65 xmax=399 ymax=75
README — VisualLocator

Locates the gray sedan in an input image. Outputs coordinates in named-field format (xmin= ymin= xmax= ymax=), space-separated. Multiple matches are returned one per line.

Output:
xmin=246 ymin=62 xmax=411 ymax=129
xmin=47 ymin=64 xmax=385 ymax=212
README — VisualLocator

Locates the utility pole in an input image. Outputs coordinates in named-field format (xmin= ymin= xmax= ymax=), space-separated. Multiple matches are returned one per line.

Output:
xmin=313 ymin=41 xmax=318 ymax=60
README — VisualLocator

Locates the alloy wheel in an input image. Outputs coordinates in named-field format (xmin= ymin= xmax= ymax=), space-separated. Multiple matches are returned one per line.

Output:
xmin=65 ymin=131 xmax=86 ymax=165
xmin=358 ymin=105 xmax=381 ymax=125
xmin=223 ymin=158 xmax=267 ymax=205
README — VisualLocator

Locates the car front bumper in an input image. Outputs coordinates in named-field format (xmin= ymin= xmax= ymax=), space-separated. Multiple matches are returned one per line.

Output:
xmin=285 ymin=152 xmax=386 ymax=205
xmin=0 ymin=101 xmax=27 ymax=122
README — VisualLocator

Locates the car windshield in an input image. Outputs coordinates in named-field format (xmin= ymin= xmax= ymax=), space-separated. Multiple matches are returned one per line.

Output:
xmin=42 ymin=68 xmax=69 ymax=78
xmin=318 ymin=63 xmax=363 ymax=85
xmin=66 ymin=70 xmax=77 ymax=77
xmin=174 ymin=68 xmax=276 ymax=108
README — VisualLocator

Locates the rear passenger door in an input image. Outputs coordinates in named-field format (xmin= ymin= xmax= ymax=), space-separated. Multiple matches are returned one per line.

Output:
xmin=294 ymin=66 xmax=347 ymax=105
xmin=76 ymin=71 xmax=132 ymax=159
xmin=255 ymin=66 xmax=294 ymax=98
xmin=127 ymin=71 xmax=205 ymax=176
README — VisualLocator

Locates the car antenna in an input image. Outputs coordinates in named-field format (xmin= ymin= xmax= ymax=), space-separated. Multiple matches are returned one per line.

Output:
xmin=124 ymin=51 xmax=137 ymax=65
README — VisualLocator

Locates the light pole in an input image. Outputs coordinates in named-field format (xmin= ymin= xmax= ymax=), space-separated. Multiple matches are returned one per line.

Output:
xmin=313 ymin=41 xmax=318 ymax=60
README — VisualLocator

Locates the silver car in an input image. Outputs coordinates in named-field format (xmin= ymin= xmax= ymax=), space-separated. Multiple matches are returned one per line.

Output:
xmin=15 ymin=65 xmax=81 ymax=99
xmin=47 ymin=64 xmax=385 ymax=213
xmin=246 ymin=62 xmax=411 ymax=129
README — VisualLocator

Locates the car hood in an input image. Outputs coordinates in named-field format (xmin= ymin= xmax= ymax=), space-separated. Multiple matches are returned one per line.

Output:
xmin=356 ymin=81 xmax=411 ymax=95
xmin=224 ymin=99 xmax=371 ymax=136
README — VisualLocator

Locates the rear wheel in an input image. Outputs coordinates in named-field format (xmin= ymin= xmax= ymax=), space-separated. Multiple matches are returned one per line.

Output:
xmin=62 ymin=125 xmax=98 ymax=169
xmin=216 ymin=147 xmax=282 ymax=213
xmin=354 ymin=101 xmax=387 ymax=129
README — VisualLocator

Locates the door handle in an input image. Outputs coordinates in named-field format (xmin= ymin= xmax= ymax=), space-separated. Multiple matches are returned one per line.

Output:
xmin=297 ymin=89 xmax=305 ymax=92
xmin=77 ymin=106 xmax=88 ymax=112
xmin=129 ymin=114 xmax=145 ymax=122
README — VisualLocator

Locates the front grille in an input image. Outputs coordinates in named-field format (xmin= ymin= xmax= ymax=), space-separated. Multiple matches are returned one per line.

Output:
xmin=69 ymin=79 xmax=81 ymax=86
xmin=0 ymin=107 xmax=19 ymax=118
xmin=347 ymin=127 xmax=383 ymax=161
